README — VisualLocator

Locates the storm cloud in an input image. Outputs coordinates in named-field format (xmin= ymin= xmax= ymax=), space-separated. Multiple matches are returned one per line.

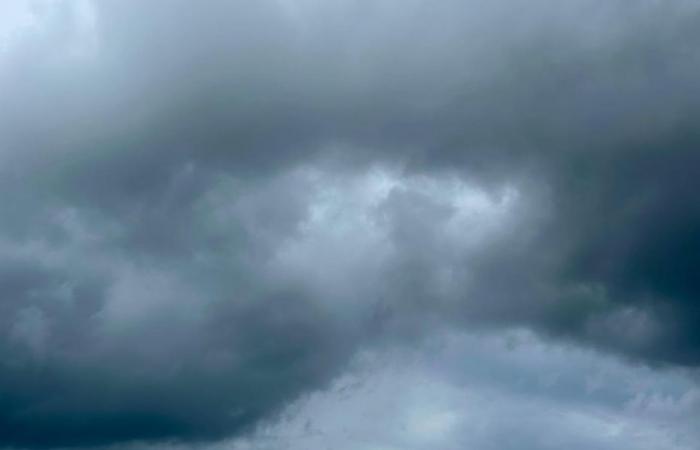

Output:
xmin=1 ymin=0 xmax=700 ymax=448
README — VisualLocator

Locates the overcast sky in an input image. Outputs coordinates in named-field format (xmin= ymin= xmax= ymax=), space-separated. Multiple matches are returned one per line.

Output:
xmin=1 ymin=1 xmax=700 ymax=449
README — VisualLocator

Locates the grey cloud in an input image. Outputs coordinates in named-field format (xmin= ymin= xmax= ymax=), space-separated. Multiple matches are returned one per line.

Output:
xmin=1 ymin=0 xmax=700 ymax=448
xmin=0 ymin=171 xmax=357 ymax=447
xmin=224 ymin=330 xmax=700 ymax=450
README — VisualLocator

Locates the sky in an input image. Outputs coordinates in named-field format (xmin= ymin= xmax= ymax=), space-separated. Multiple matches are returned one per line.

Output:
xmin=1 ymin=0 xmax=700 ymax=449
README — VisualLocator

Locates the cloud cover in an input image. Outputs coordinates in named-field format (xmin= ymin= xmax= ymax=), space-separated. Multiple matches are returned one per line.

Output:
xmin=1 ymin=0 xmax=700 ymax=447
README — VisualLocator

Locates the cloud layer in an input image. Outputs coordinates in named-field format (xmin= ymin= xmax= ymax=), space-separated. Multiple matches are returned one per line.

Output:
xmin=1 ymin=0 xmax=700 ymax=448
xmin=229 ymin=330 xmax=700 ymax=450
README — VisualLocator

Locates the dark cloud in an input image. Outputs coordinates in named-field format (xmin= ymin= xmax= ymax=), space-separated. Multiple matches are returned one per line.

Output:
xmin=1 ymin=0 xmax=700 ymax=448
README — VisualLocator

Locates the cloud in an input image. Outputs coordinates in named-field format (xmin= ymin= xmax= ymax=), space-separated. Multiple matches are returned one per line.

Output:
xmin=0 ymin=0 xmax=700 ymax=447
xmin=215 ymin=330 xmax=700 ymax=450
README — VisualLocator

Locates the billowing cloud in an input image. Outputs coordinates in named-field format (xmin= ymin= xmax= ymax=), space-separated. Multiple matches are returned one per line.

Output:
xmin=1 ymin=0 xmax=699 ymax=448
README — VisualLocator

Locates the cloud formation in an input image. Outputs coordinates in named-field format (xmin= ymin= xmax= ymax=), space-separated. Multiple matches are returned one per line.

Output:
xmin=228 ymin=330 xmax=700 ymax=450
xmin=1 ymin=0 xmax=700 ymax=448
